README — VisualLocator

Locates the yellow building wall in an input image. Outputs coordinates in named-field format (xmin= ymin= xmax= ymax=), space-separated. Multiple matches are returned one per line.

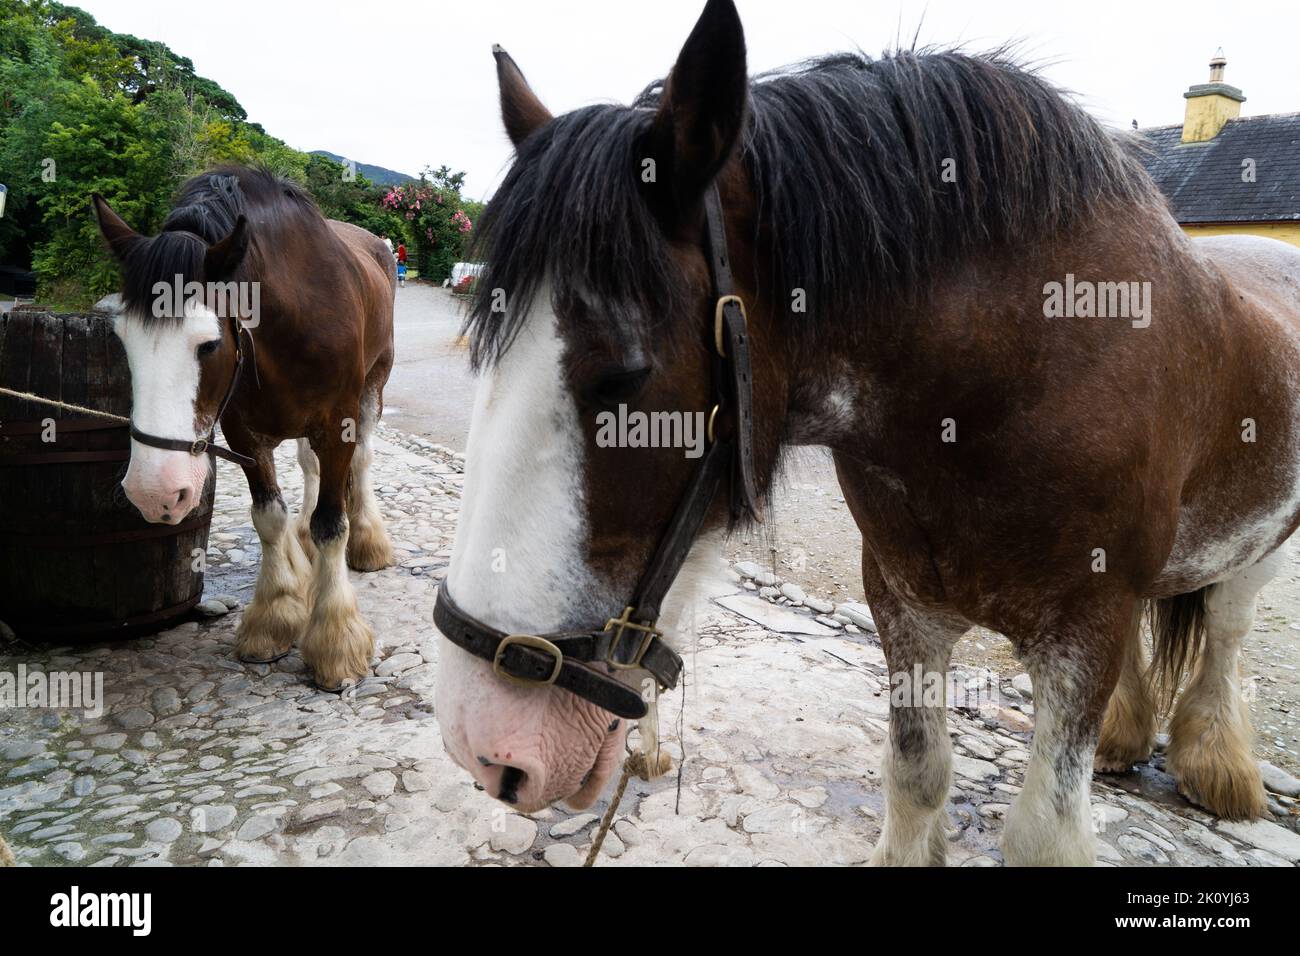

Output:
xmin=1181 ymin=222 xmax=1300 ymax=248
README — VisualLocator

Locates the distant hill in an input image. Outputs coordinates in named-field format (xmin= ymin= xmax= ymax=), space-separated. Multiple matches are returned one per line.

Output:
xmin=310 ymin=151 xmax=415 ymax=187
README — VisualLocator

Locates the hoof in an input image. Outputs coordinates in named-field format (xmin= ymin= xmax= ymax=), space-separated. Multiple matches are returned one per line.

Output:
xmin=239 ymin=649 xmax=293 ymax=665
xmin=313 ymin=676 xmax=362 ymax=694
xmin=1173 ymin=773 xmax=1268 ymax=820
xmin=301 ymin=605 xmax=375 ymax=694
xmin=1167 ymin=706 xmax=1268 ymax=820
xmin=1093 ymin=751 xmax=1145 ymax=774
xmin=346 ymin=520 xmax=394 ymax=572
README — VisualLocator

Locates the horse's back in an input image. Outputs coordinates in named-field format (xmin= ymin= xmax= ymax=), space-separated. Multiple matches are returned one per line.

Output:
xmin=1195 ymin=234 xmax=1300 ymax=318
xmin=328 ymin=219 xmax=398 ymax=295
xmin=1151 ymin=234 xmax=1300 ymax=594
xmin=324 ymin=219 xmax=396 ymax=382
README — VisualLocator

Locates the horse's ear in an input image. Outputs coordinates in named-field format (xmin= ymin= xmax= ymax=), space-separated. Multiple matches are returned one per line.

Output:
xmin=204 ymin=215 xmax=250 ymax=281
xmin=91 ymin=194 xmax=144 ymax=262
xmin=642 ymin=0 xmax=748 ymax=221
xmin=494 ymin=45 xmax=553 ymax=147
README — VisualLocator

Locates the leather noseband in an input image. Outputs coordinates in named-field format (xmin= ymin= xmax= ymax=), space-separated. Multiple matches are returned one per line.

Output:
xmin=434 ymin=184 xmax=760 ymax=718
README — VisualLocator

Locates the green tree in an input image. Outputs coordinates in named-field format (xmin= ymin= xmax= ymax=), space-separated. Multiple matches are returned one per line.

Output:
xmin=0 ymin=0 xmax=473 ymax=305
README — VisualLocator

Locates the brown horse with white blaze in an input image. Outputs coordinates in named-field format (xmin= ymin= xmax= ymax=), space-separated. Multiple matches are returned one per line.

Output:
xmin=93 ymin=166 xmax=395 ymax=691
xmin=434 ymin=0 xmax=1300 ymax=864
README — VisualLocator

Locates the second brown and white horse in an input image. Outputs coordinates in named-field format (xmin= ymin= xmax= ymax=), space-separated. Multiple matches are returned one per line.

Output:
xmin=94 ymin=166 xmax=395 ymax=691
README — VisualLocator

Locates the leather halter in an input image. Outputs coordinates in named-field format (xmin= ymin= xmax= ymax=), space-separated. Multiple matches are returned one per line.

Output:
xmin=129 ymin=314 xmax=256 ymax=468
xmin=434 ymin=183 xmax=760 ymax=720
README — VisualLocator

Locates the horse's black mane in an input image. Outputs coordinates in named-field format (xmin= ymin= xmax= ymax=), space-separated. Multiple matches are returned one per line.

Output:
xmin=465 ymin=49 xmax=1159 ymax=368
xmin=121 ymin=165 xmax=321 ymax=321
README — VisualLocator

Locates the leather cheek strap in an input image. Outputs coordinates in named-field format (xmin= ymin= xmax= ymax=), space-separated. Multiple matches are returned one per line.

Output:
xmin=704 ymin=184 xmax=761 ymax=522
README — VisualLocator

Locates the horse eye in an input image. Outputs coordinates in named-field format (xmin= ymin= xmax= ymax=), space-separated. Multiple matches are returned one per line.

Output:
xmin=196 ymin=339 xmax=221 ymax=359
xmin=583 ymin=367 xmax=652 ymax=407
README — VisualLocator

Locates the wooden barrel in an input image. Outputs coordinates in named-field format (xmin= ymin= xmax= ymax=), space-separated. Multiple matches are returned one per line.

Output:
xmin=0 ymin=306 xmax=215 ymax=641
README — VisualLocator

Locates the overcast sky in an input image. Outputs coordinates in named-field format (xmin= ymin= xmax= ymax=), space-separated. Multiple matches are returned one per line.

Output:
xmin=75 ymin=0 xmax=1300 ymax=199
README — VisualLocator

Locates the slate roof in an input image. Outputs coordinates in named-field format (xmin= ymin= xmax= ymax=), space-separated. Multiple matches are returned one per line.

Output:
xmin=1140 ymin=113 xmax=1300 ymax=223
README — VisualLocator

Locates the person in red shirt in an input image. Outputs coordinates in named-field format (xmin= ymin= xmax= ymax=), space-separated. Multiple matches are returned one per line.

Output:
xmin=395 ymin=243 xmax=407 ymax=287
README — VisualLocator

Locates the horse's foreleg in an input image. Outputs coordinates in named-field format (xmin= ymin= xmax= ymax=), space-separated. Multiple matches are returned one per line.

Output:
xmin=295 ymin=438 xmax=320 ymax=562
xmin=1094 ymin=604 xmax=1155 ymax=772
xmin=300 ymin=426 xmax=374 ymax=691
xmin=868 ymin=566 xmax=965 ymax=866
xmin=1002 ymin=603 xmax=1134 ymax=866
xmin=1166 ymin=552 xmax=1275 ymax=819
xmin=345 ymin=387 xmax=394 ymax=572
xmin=235 ymin=452 xmax=311 ymax=664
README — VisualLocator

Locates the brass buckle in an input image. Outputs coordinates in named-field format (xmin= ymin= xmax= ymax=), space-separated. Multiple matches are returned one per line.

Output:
xmin=190 ymin=438 xmax=209 ymax=456
xmin=707 ymin=404 xmax=720 ymax=444
xmin=714 ymin=295 xmax=747 ymax=357
xmin=603 ymin=606 xmax=661 ymax=670
xmin=493 ymin=634 xmax=563 ymax=686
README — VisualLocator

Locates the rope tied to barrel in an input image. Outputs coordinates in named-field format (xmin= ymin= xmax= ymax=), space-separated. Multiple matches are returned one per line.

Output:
xmin=0 ymin=386 xmax=130 ymax=424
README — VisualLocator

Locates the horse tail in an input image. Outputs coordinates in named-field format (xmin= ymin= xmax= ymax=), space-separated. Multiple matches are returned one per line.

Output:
xmin=0 ymin=831 xmax=14 ymax=866
xmin=1146 ymin=587 xmax=1209 ymax=711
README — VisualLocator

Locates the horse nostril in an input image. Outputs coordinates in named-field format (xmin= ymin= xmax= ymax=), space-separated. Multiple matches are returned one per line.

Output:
xmin=176 ymin=487 xmax=188 ymax=506
xmin=498 ymin=766 xmax=525 ymax=805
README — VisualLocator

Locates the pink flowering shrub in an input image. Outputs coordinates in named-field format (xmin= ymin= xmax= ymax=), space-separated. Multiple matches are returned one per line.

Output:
xmin=380 ymin=167 xmax=478 ymax=280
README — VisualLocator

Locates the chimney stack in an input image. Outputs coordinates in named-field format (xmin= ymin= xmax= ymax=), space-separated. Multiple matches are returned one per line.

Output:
xmin=1182 ymin=49 xmax=1245 ymax=143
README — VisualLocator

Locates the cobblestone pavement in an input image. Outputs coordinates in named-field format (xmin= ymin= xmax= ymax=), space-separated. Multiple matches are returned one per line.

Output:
xmin=2 ymin=427 xmax=1299 ymax=867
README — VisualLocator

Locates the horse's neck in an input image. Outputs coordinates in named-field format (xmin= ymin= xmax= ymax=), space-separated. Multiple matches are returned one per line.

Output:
xmin=777 ymin=205 xmax=1206 ymax=451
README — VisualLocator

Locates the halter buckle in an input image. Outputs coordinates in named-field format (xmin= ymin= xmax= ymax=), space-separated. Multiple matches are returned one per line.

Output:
xmin=189 ymin=438 xmax=209 ymax=456
xmin=603 ymin=606 xmax=661 ymax=670
xmin=494 ymin=634 xmax=564 ymax=687
xmin=714 ymin=294 xmax=747 ymax=358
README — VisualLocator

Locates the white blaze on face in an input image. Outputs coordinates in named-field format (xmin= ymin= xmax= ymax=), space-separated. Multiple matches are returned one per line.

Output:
xmin=436 ymin=294 xmax=627 ymax=811
xmin=446 ymin=308 xmax=593 ymax=628
xmin=113 ymin=301 xmax=219 ymax=524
